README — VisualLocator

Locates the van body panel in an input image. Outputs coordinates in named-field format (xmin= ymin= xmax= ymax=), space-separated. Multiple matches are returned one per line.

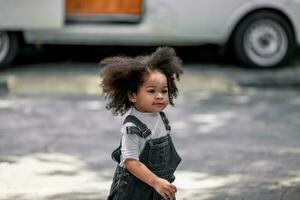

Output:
xmin=0 ymin=0 xmax=64 ymax=30
xmin=1 ymin=0 xmax=300 ymax=45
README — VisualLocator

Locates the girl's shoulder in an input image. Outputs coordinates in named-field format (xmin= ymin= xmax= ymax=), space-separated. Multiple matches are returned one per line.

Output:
xmin=121 ymin=120 xmax=151 ymax=139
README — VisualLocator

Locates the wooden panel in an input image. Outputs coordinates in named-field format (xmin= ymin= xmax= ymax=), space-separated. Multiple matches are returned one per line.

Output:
xmin=66 ymin=0 xmax=142 ymax=15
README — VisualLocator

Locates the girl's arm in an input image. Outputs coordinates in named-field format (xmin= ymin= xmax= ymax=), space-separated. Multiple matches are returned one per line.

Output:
xmin=125 ymin=158 xmax=176 ymax=200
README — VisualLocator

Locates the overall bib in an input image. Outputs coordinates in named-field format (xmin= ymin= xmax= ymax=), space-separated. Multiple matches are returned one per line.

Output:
xmin=108 ymin=112 xmax=181 ymax=200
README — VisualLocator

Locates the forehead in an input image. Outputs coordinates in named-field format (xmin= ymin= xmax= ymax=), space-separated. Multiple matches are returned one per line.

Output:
xmin=143 ymin=70 xmax=167 ymax=86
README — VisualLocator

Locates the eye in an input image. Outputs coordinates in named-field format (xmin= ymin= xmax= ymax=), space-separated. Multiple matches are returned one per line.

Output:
xmin=162 ymin=89 xmax=168 ymax=94
xmin=147 ymin=89 xmax=155 ymax=93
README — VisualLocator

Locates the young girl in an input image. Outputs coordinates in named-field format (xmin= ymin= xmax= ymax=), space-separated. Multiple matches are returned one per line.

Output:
xmin=100 ymin=47 xmax=183 ymax=200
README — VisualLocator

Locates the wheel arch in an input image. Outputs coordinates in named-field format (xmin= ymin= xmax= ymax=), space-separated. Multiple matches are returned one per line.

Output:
xmin=11 ymin=31 xmax=25 ymax=45
xmin=0 ymin=31 xmax=24 ymax=68
xmin=1 ymin=30 xmax=26 ymax=45
xmin=226 ymin=7 xmax=296 ymax=48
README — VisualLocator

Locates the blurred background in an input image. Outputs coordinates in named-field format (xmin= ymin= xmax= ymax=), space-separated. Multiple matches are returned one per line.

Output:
xmin=1 ymin=0 xmax=300 ymax=199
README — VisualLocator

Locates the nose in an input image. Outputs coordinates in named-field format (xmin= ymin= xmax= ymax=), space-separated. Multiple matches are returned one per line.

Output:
xmin=156 ymin=93 xmax=163 ymax=99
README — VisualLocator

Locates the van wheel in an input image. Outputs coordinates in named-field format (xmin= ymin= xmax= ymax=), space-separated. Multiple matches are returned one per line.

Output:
xmin=233 ymin=11 xmax=295 ymax=68
xmin=0 ymin=32 xmax=18 ymax=69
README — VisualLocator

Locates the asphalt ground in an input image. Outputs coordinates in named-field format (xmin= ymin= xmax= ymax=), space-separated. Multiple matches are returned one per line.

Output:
xmin=1 ymin=46 xmax=300 ymax=95
xmin=1 ymin=47 xmax=300 ymax=200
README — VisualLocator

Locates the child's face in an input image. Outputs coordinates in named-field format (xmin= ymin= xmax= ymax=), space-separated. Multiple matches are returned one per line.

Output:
xmin=129 ymin=70 xmax=169 ymax=113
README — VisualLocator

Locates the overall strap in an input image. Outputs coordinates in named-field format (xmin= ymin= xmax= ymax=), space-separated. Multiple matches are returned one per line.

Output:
xmin=123 ymin=115 xmax=151 ymax=138
xmin=159 ymin=112 xmax=171 ymax=131
xmin=111 ymin=115 xmax=152 ymax=163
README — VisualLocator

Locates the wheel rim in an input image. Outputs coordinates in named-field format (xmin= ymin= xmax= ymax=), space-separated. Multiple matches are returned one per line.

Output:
xmin=243 ymin=19 xmax=288 ymax=67
xmin=0 ymin=32 xmax=10 ymax=63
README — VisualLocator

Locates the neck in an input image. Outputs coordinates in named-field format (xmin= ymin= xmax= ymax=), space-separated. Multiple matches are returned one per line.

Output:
xmin=132 ymin=107 xmax=158 ymax=116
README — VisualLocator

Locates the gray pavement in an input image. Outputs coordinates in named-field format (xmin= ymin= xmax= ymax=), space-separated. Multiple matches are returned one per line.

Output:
xmin=1 ymin=58 xmax=300 ymax=200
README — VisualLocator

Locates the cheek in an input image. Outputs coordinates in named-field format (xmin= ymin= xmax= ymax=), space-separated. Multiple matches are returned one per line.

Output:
xmin=165 ymin=94 xmax=170 ymax=102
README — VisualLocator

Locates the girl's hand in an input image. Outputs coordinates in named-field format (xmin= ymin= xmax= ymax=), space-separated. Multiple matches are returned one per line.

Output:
xmin=153 ymin=177 xmax=177 ymax=200
xmin=124 ymin=159 xmax=177 ymax=199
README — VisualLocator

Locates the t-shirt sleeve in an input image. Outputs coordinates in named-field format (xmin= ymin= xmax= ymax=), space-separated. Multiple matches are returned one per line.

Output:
xmin=120 ymin=123 xmax=142 ymax=164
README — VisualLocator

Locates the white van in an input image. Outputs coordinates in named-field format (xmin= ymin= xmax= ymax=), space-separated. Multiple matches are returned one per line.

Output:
xmin=1 ymin=0 xmax=300 ymax=68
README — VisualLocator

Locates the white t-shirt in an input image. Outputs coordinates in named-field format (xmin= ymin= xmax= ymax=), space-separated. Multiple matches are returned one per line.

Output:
xmin=119 ymin=107 xmax=168 ymax=167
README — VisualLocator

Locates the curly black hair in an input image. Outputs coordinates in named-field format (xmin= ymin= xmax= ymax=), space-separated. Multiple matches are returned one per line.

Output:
xmin=100 ymin=47 xmax=183 ymax=115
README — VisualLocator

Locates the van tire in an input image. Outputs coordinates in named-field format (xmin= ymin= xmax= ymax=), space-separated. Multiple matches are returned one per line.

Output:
xmin=0 ymin=32 xmax=18 ymax=69
xmin=233 ymin=11 xmax=295 ymax=68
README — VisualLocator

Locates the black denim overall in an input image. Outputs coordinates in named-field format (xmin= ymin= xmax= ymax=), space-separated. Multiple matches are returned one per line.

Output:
xmin=108 ymin=112 xmax=181 ymax=200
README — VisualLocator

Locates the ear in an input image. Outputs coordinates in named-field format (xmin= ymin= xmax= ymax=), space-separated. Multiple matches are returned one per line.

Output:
xmin=128 ymin=92 xmax=137 ymax=103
